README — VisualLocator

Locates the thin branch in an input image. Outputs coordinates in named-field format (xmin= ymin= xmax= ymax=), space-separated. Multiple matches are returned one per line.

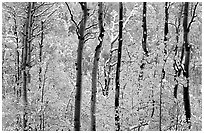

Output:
xmin=110 ymin=61 xmax=117 ymax=67
xmin=167 ymin=2 xmax=174 ymax=10
xmin=34 ymin=3 xmax=54 ymax=18
xmin=84 ymin=37 xmax=96 ymax=43
xmin=110 ymin=6 xmax=135 ymax=45
xmin=88 ymin=8 xmax=96 ymax=19
xmin=29 ymin=27 xmax=50 ymax=41
xmin=128 ymin=123 xmax=149 ymax=131
xmin=65 ymin=2 xmax=79 ymax=31
xmin=188 ymin=2 xmax=199 ymax=30
xmin=85 ymin=23 xmax=98 ymax=31
xmin=84 ymin=31 xmax=98 ymax=38
xmin=43 ymin=9 xmax=57 ymax=22
xmin=110 ymin=48 xmax=118 ymax=53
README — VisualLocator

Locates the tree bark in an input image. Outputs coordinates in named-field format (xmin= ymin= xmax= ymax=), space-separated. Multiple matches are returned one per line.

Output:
xmin=74 ymin=2 xmax=88 ymax=131
xmin=164 ymin=2 xmax=169 ymax=54
xmin=115 ymin=2 xmax=123 ymax=131
xmin=22 ymin=2 xmax=34 ymax=131
xmin=90 ymin=2 xmax=104 ymax=131
xmin=183 ymin=2 xmax=191 ymax=123
xmin=139 ymin=2 xmax=148 ymax=82
xmin=142 ymin=2 xmax=148 ymax=55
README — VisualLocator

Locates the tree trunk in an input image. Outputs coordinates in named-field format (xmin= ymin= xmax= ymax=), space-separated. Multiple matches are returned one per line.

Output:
xmin=139 ymin=2 xmax=148 ymax=82
xmin=90 ymin=2 xmax=104 ymax=131
xmin=183 ymin=2 xmax=191 ymax=123
xmin=74 ymin=2 xmax=88 ymax=131
xmin=115 ymin=2 xmax=123 ymax=131
xmin=22 ymin=2 xmax=34 ymax=131
xmin=142 ymin=2 xmax=148 ymax=55
xmin=173 ymin=5 xmax=182 ymax=130
xmin=164 ymin=2 xmax=169 ymax=54
xmin=39 ymin=21 xmax=44 ymax=131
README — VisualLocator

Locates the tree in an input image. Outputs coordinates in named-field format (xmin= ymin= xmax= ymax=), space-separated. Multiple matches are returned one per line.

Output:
xmin=74 ymin=2 xmax=88 ymax=131
xmin=164 ymin=2 xmax=169 ymax=54
xmin=138 ymin=2 xmax=148 ymax=82
xmin=182 ymin=2 xmax=198 ymax=124
xmin=39 ymin=20 xmax=44 ymax=131
xmin=142 ymin=2 xmax=148 ymax=56
xmin=90 ymin=2 xmax=105 ymax=131
xmin=21 ymin=2 xmax=35 ymax=130
xmin=115 ymin=2 xmax=123 ymax=131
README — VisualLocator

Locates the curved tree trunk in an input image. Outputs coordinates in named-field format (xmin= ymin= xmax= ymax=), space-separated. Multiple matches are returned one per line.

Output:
xmin=90 ymin=2 xmax=104 ymax=131
xmin=115 ymin=2 xmax=123 ymax=131
xmin=74 ymin=2 xmax=88 ymax=131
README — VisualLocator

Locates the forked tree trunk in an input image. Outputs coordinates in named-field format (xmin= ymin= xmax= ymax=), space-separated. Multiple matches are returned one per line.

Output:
xmin=115 ymin=2 xmax=123 ymax=131
xmin=22 ymin=2 xmax=34 ymax=131
xmin=90 ymin=2 xmax=104 ymax=131
xmin=74 ymin=2 xmax=88 ymax=131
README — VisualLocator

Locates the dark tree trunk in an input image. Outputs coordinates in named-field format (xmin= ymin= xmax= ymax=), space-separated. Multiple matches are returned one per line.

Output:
xmin=39 ymin=21 xmax=44 ymax=131
xmin=183 ymin=2 xmax=191 ymax=123
xmin=164 ymin=2 xmax=169 ymax=54
xmin=142 ymin=2 xmax=148 ymax=55
xmin=90 ymin=2 xmax=104 ymax=131
xmin=115 ymin=2 xmax=123 ymax=131
xmin=74 ymin=2 xmax=88 ymax=131
xmin=139 ymin=2 xmax=148 ymax=82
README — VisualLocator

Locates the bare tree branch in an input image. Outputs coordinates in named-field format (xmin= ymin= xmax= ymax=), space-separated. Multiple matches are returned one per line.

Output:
xmin=188 ymin=2 xmax=199 ymax=30
xmin=65 ymin=2 xmax=79 ymax=31
xmin=84 ymin=36 xmax=96 ymax=43
xmin=34 ymin=3 xmax=55 ymax=18
xmin=85 ymin=23 xmax=98 ymax=31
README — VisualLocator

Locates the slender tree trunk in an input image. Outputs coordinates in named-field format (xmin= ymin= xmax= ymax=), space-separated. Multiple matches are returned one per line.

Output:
xmin=183 ymin=2 xmax=191 ymax=123
xmin=159 ymin=3 xmax=169 ymax=131
xmin=115 ymin=2 xmax=123 ymax=131
xmin=90 ymin=2 xmax=104 ymax=131
xmin=41 ymin=62 xmax=49 ymax=130
xmin=39 ymin=21 xmax=44 ymax=131
xmin=164 ymin=2 xmax=169 ymax=54
xmin=142 ymin=2 xmax=148 ymax=56
xmin=74 ymin=2 xmax=88 ymax=131
xmin=173 ymin=5 xmax=182 ymax=130
xmin=13 ymin=14 xmax=21 ymax=99
xmin=139 ymin=2 xmax=148 ymax=82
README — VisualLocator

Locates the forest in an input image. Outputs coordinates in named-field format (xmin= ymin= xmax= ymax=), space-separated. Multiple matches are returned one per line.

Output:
xmin=1 ymin=2 xmax=202 ymax=131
